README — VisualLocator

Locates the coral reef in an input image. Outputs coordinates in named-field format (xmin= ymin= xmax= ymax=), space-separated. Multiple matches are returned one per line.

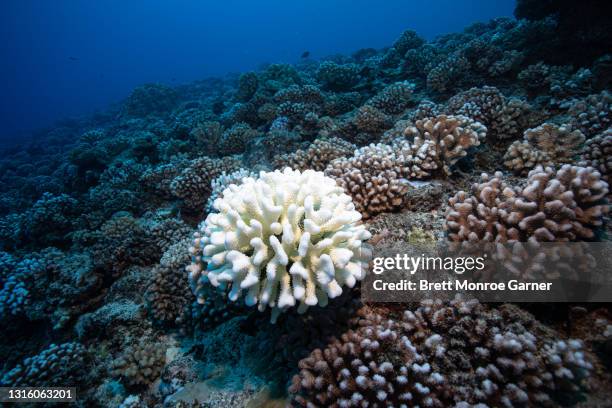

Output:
xmin=326 ymin=115 xmax=485 ymax=219
xmin=122 ymin=83 xmax=179 ymax=118
xmin=205 ymin=168 xmax=256 ymax=213
xmin=290 ymin=298 xmax=593 ymax=407
xmin=219 ymin=123 xmax=260 ymax=155
xmin=0 ymin=3 xmax=610 ymax=406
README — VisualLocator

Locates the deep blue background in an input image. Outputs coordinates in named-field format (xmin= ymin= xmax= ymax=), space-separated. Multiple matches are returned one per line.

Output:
xmin=0 ymin=0 xmax=515 ymax=142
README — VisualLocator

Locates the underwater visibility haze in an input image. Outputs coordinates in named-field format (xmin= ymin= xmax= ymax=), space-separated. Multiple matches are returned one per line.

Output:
xmin=0 ymin=0 xmax=515 ymax=143
xmin=0 ymin=0 xmax=611 ymax=407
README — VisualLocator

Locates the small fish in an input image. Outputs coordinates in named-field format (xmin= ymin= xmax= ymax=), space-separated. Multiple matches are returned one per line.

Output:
xmin=301 ymin=51 xmax=310 ymax=59
xmin=68 ymin=56 xmax=78 ymax=61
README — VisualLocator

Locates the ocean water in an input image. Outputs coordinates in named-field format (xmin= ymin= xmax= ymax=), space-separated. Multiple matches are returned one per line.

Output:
xmin=0 ymin=0 xmax=515 ymax=144
xmin=0 ymin=0 xmax=611 ymax=407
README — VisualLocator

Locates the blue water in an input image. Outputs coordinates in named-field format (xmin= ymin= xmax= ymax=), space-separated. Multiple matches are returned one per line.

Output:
xmin=0 ymin=0 xmax=514 ymax=144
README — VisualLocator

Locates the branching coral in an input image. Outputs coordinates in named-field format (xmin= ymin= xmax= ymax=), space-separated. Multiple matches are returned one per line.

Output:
xmin=368 ymin=82 xmax=414 ymax=115
xmin=1 ymin=9 xmax=611 ymax=405
xmin=426 ymin=53 xmax=470 ymax=92
xmin=445 ymin=172 xmax=515 ymax=243
xmin=111 ymin=339 xmax=165 ymax=387
xmin=82 ymin=212 xmax=159 ymax=276
xmin=170 ymin=156 xmax=241 ymax=211
xmin=188 ymin=121 xmax=223 ymax=155
xmin=276 ymin=101 xmax=312 ymax=127
xmin=504 ymin=123 xmax=585 ymax=174
xmin=407 ymin=100 xmax=442 ymax=122
xmin=290 ymin=298 xmax=593 ymax=407
xmin=447 ymin=86 xmax=532 ymax=140
xmin=403 ymin=44 xmax=441 ymax=76
xmin=446 ymin=165 xmax=609 ymax=242
xmin=145 ymin=213 xmax=192 ymax=254
xmin=1 ymin=342 xmax=88 ymax=386
xmin=22 ymin=192 xmax=80 ymax=247
xmin=187 ymin=168 xmax=371 ymax=322
xmin=518 ymin=62 xmax=552 ymax=89
xmin=187 ymin=290 xmax=247 ymax=333
xmin=569 ymin=91 xmax=611 ymax=137
xmin=22 ymin=249 xmax=102 ymax=328
xmin=327 ymin=115 xmax=484 ymax=219
xmin=316 ymin=61 xmax=360 ymax=91
xmin=580 ymin=129 xmax=611 ymax=185
xmin=488 ymin=49 xmax=524 ymax=76
xmin=0 ymin=253 xmax=31 ymax=319
xmin=218 ymin=122 xmax=260 ymax=155
xmin=145 ymin=264 xmax=193 ymax=326
xmin=274 ymin=84 xmax=325 ymax=107
xmin=140 ymin=159 xmax=188 ymax=199
xmin=235 ymin=72 xmax=259 ymax=102
xmin=353 ymin=105 xmax=392 ymax=134
xmin=392 ymin=29 xmax=425 ymax=56
xmin=506 ymin=165 xmax=609 ymax=241
xmin=323 ymin=92 xmax=362 ymax=117
xmin=325 ymin=140 xmax=415 ymax=219
xmin=205 ymin=168 xmax=256 ymax=214
xmin=273 ymin=137 xmax=356 ymax=172
xmin=290 ymin=309 xmax=448 ymax=407
xmin=402 ymin=114 xmax=486 ymax=176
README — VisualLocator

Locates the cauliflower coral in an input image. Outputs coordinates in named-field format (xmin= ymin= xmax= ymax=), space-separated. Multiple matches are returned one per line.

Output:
xmin=187 ymin=168 xmax=371 ymax=322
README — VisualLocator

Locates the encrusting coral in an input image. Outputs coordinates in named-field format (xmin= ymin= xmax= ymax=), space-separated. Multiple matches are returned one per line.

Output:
xmin=187 ymin=168 xmax=371 ymax=322
xmin=504 ymin=123 xmax=585 ymax=174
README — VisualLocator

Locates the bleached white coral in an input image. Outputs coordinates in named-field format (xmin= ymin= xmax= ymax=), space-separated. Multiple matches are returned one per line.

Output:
xmin=187 ymin=168 xmax=371 ymax=322
xmin=205 ymin=168 xmax=256 ymax=214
